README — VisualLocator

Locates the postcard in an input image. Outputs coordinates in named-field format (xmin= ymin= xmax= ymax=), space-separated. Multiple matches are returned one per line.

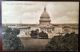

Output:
xmin=1 ymin=1 xmax=79 ymax=51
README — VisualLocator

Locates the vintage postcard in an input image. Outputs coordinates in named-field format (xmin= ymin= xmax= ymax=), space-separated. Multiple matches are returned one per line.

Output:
xmin=2 ymin=1 xmax=79 ymax=51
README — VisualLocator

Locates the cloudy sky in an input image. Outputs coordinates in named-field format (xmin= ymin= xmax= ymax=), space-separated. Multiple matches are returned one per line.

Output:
xmin=2 ymin=1 xmax=79 ymax=24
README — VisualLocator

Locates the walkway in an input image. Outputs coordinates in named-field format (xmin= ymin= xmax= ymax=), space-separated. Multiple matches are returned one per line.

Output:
xmin=19 ymin=37 xmax=50 ymax=51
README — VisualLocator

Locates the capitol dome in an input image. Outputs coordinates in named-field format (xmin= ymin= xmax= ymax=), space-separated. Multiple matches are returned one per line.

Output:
xmin=40 ymin=7 xmax=50 ymax=18
xmin=39 ymin=7 xmax=51 ymax=25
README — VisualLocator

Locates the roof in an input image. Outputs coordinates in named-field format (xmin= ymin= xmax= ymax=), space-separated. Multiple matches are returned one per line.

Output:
xmin=40 ymin=7 xmax=50 ymax=18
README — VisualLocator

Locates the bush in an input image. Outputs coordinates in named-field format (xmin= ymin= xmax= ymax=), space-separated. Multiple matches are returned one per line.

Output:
xmin=39 ymin=31 xmax=48 ymax=39
xmin=30 ymin=30 xmax=38 ymax=38
xmin=12 ymin=28 xmax=20 ymax=35
xmin=44 ymin=32 xmax=78 ymax=51
xmin=4 ymin=27 xmax=12 ymax=33
xmin=3 ymin=27 xmax=24 ymax=50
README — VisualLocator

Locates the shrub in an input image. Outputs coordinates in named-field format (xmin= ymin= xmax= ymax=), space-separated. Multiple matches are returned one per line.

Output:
xmin=39 ymin=31 xmax=48 ymax=39
xmin=30 ymin=30 xmax=38 ymax=38
xmin=3 ymin=27 xmax=24 ymax=50
xmin=44 ymin=32 xmax=78 ymax=51
xmin=12 ymin=28 xmax=20 ymax=35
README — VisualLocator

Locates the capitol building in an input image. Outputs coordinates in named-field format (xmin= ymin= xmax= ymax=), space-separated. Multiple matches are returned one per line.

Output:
xmin=3 ymin=7 xmax=78 ymax=38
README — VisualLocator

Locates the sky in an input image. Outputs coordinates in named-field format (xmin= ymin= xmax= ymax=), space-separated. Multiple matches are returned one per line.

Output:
xmin=2 ymin=1 xmax=79 ymax=24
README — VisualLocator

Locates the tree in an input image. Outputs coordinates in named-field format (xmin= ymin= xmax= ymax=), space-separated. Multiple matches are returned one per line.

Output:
xmin=3 ymin=27 xmax=12 ymax=50
xmin=39 ymin=31 xmax=48 ymax=39
xmin=3 ymin=27 xmax=24 ymax=50
xmin=30 ymin=29 xmax=39 ymax=39
xmin=10 ymin=28 xmax=24 ymax=50
xmin=44 ymin=32 xmax=78 ymax=51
